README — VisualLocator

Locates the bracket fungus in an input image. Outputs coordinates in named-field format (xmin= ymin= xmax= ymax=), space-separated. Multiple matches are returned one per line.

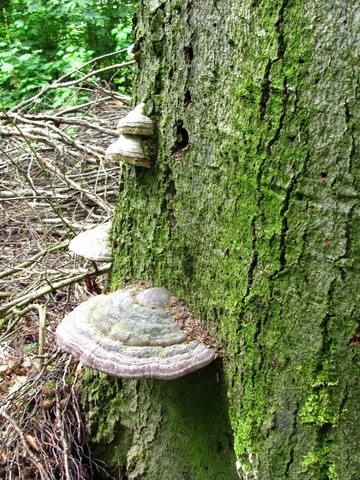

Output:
xmin=55 ymin=288 xmax=216 ymax=379
xmin=106 ymin=103 xmax=153 ymax=168
xmin=69 ymin=222 xmax=112 ymax=262
xmin=116 ymin=103 xmax=154 ymax=136
xmin=105 ymin=134 xmax=150 ymax=168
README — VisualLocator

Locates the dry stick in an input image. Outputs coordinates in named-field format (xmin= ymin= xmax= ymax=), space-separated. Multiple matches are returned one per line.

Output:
xmin=0 ymin=263 xmax=110 ymax=319
xmin=26 ymin=124 xmax=106 ymax=155
xmin=36 ymin=155 xmax=113 ymax=215
xmin=71 ymin=387 xmax=84 ymax=444
xmin=55 ymin=48 xmax=130 ymax=83
xmin=0 ymin=304 xmax=43 ymax=343
xmin=1 ymin=111 xmax=118 ymax=136
xmin=50 ymin=95 xmax=127 ymax=116
xmin=52 ymin=62 xmax=134 ymax=89
xmin=0 ymin=241 xmax=70 ymax=280
xmin=0 ymin=410 xmax=51 ymax=480
xmin=11 ymin=61 xmax=134 ymax=113
xmin=1 ymin=126 xmax=106 ymax=158
xmin=5 ymin=130 xmax=112 ymax=222
xmin=38 ymin=304 xmax=47 ymax=366
xmin=0 ymin=146 xmax=76 ymax=235
xmin=0 ymin=178 xmax=117 ymax=202
xmin=55 ymin=390 xmax=72 ymax=480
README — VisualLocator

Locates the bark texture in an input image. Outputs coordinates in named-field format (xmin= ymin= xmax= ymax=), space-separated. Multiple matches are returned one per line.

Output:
xmin=83 ymin=1 xmax=360 ymax=478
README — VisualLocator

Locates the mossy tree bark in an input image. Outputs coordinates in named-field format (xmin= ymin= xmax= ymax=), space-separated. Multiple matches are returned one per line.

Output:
xmin=82 ymin=1 xmax=360 ymax=479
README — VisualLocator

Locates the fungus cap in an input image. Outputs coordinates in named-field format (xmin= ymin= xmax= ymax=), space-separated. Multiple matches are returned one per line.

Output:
xmin=55 ymin=289 xmax=215 ymax=379
xmin=105 ymin=134 xmax=151 ymax=168
xmin=116 ymin=103 xmax=154 ymax=136
xmin=69 ymin=222 xmax=112 ymax=262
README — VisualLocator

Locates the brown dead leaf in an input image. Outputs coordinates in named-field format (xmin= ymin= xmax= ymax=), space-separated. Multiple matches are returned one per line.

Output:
xmin=42 ymin=399 xmax=55 ymax=410
xmin=25 ymin=434 xmax=39 ymax=452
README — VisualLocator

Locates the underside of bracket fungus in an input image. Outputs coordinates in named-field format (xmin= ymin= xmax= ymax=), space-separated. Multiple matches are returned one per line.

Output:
xmin=55 ymin=288 xmax=216 ymax=379
xmin=105 ymin=134 xmax=151 ymax=168
xmin=68 ymin=222 xmax=112 ymax=262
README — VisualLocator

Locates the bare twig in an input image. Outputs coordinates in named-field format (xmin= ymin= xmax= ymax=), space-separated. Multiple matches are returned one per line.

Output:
xmin=38 ymin=304 xmax=47 ymax=365
xmin=0 ymin=75 xmax=126 ymax=479
xmin=0 ymin=242 xmax=70 ymax=280
xmin=11 ymin=61 xmax=133 ymax=113
xmin=0 ymin=263 xmax=110 ymax=319
xmin=0 ymin=410 xmax=51 ymax=480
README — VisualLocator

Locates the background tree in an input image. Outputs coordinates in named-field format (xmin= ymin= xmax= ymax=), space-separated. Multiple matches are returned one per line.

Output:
xmin=81 ymin=1 xmax=360 ymax=479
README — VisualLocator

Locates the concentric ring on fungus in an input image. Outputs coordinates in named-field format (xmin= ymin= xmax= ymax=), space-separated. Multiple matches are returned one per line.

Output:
xmin=55 ymin=288 xmax=216 ymax=379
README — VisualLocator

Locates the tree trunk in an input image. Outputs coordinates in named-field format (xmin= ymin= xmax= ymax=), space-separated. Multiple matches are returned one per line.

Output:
xmin=82 ymin=1 xmax=360 ymax=478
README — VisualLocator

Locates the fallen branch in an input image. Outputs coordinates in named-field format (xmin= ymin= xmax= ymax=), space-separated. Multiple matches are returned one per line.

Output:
xmin=0 ymin=263 xmax=110 ymax=320
xmin=0 ymin=241 xmax=70 ymax=280
xmin=11 ymin=61 xmax=133 ymax=113
xmin=0 ymin=410 xmax=51 ymax=480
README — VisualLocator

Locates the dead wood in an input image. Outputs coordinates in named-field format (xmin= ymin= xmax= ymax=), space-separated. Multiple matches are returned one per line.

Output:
xmin=0 ymin=66 xmax=128 ymax=479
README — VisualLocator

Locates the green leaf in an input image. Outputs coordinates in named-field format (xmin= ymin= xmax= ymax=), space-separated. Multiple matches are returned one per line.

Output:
xmin=19 ymin=53 xmax=33 ymax=62
xmin=0 ymin=62 xmax=14 ymax=73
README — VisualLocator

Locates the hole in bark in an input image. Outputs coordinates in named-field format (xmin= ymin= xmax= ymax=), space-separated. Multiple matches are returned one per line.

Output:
xmin=154 ymin=72 xmax=162 ymax=94
xmin=320 ymin=172 xmax=327 ymax=181
xmin=288 ymin=135 xmax=296 ymax=144
xmin=172 ymin=121 xmax=189 ymax=153
xmin=166 ymin=178 xmax=177 ymax=198
xmin=184 ymin=90 xmax=191 ymax=107
xmin=349 ymin=326 xmax=360 ymax=346
xmin=184 ymin=45 xmax=193 ymax=65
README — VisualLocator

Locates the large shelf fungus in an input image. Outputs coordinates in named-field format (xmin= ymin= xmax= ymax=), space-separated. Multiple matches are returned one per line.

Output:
xmin=55 ymin=288 xmax=216 ymax=379
xmin=68 ymin=222 xmax=112 ymax=262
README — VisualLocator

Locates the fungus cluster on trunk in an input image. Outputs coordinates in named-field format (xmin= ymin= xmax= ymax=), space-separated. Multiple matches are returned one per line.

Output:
xmin=105 ymin=103 xmax=154 ymax=168
xmin=58 ymin=106 xmax=216 ymax=379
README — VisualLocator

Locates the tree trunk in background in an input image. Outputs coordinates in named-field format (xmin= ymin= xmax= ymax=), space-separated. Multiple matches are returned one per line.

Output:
xmin=82 ymin=1 xmax=360 ymax=478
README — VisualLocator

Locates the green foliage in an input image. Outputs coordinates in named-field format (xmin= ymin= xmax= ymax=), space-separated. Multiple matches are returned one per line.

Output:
xmin=0 ymin=0 xmax=136 ymax=108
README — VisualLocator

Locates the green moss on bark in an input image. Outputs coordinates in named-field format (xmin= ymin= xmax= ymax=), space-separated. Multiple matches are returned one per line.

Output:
xmin=80 ymin=363 xmax=237 ymax=479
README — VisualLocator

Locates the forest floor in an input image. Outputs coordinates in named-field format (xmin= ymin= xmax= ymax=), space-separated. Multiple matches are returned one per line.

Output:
xmin=0 ymin=80 xmax=129 ymax=479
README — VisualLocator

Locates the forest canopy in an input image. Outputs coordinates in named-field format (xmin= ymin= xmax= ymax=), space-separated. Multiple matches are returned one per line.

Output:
xmin=0 ymin=0 xmax=136 ymax=108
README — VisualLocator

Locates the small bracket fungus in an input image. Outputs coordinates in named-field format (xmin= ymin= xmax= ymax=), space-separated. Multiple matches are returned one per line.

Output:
xmin=116 ymin=103 xmax=154 ymax=136
xmin=105 ymin=135 xmax=150 ymax=168
xmin=106 ymin=103 xmax=154 ymax=168
xmin=69 ymin=222 xmax=112 ymax=262
xmin=55 ymin=288 xmax=216 ymax=379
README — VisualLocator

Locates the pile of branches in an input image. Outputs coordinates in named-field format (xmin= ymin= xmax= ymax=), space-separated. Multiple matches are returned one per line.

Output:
xmin=0 ymin=55 xmax=131 ymax=479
